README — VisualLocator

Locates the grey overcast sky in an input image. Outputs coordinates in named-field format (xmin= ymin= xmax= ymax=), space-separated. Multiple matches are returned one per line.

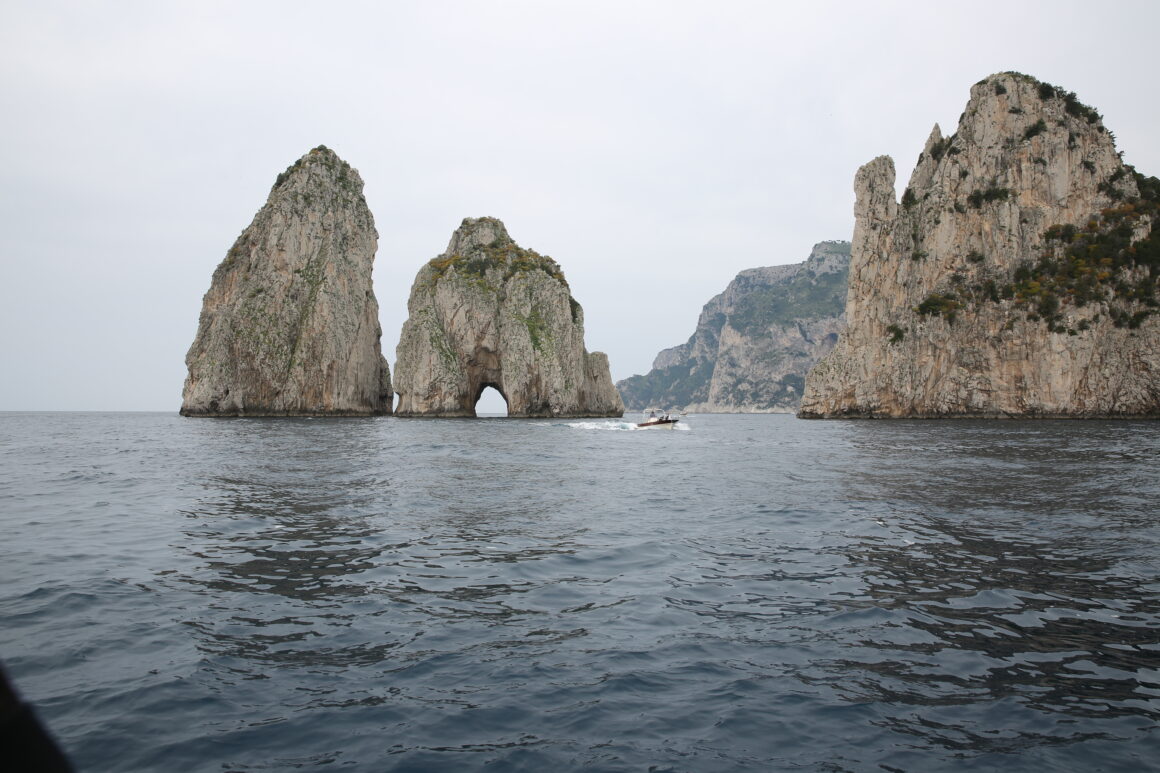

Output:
xmin=2 ymin=0 xmax=1158 ymax=411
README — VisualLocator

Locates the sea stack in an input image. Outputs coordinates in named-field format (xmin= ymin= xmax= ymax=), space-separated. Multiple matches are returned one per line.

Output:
xmin=799 ymin=72 xmax=1160 ymax=418
xmin=181 ymin=146 xmax=392 ymax=416
xmin=393 ymin=217 xmax=624 ymax=417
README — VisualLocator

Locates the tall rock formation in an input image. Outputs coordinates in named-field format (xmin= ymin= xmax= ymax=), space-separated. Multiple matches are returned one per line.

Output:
xmin=181 ymin=146 xmax=392 ymax=416
xmin=618 ymin=241 xmax=850 ymax=412
xmin=393 ymin=217 xmax=624 ymax=418
xmin=800 ymin=72 xmax=1160 ymax=418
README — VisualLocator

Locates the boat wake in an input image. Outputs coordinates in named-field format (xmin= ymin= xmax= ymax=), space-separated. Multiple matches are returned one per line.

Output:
xmin=558 ymin=420 xmax=691 ymax=432
xmin=562 ymin=420 xmax=639 ymax=431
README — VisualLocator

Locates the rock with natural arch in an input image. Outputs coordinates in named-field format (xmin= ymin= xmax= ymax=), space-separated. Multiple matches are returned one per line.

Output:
xmin=393 ymin=217 xmax=624 ymax=418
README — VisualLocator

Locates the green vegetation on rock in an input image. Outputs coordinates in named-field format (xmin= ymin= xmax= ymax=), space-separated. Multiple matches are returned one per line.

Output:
xmin=1022 ymin=119 xmax=1048 ymax=141
xmin=988 ymin=72 xmax=1104 ymax=126
xmin=427 ymin=239 xmax=568 ymax=291
xmin=928 ymin=135 xmax=958 ymax=162
xmin=520 ymin=306 xmax=550 ymax=352
xmin=915 ymin=292 xmax=961 ymax=323
xmin=1012 ymin=175 xmax=1160 ymax=330
xmin=616 ymin=359 xmax=715 ymax=410
xmin=914 ymin=169 xmax=1160 ymax=333
xmin=727 ymin=269 xmax=847 ymax=334
xmin=967 ymin=186 xmax=1011 ymax=208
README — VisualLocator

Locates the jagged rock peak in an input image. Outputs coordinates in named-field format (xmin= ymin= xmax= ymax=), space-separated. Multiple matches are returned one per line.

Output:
xmin=271 ymin=144 xmax=361 ymax=194
xmin=181 ymin=146 xmax=392 ymax=416
xmin=394 ymin=217 xmax=623 ymax=418
xmin=799 ymin=73 xmax=1160 ymax=418
xmin=433 ymin=217 xmax=570 ymax=290
xmin=445 ymin=216 xmax=512 ymax=254
xmin=802 ymin=239 xmax=852 ymax=274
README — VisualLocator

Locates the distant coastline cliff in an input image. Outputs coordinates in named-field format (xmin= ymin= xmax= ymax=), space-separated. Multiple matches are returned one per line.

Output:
xmin=800 ymin=72 xmax=1160 ymax=418
xmin=393 ymin=217 xmax=623 ymax=418
xmin=618 ymin=241 xmax=850 ymax=412
xmin=181 ymin=146 xmax=392 ymax=416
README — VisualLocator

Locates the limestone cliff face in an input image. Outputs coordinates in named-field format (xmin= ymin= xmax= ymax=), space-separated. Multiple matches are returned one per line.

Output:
xmin=181 ymin=146 xmax=392 ymax=416
xmin=800 ymin=73 xmax=1160 ymax=418
xmin=617 ymin=241 xmax=850 ymax=412
xmin=393 ymin=217 xmax=624 ymax=417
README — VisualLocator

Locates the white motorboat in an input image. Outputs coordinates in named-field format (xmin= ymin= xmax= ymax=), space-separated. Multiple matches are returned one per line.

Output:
xmin=636 ymin=409 xmax=679 ymax=430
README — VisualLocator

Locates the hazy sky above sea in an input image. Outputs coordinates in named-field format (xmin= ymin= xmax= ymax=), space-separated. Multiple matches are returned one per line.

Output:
xmin=2 ymin=0 xmax=1159 ymax=411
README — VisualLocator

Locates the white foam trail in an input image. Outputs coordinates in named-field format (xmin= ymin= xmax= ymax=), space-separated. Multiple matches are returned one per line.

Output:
xmin=563 ymin=421 xmax=637 ymax=431
xmin=558 ymin=420 xmax=692 ymax=432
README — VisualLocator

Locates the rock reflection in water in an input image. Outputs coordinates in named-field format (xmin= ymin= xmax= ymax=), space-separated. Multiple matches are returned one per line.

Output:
xmin=172 ymin=417 xmax=591 ymax=684
xmin=173 ymin=419 xmax=400 ymax=671
xmin=183 ymin=478 xmax=388 ymax=600
xmin=821 ymin=419 xmax=1160 ymax=752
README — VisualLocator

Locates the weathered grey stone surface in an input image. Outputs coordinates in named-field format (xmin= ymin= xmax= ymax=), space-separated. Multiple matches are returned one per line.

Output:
xmin=800 ymin=73 xmax=1160 ymax=418
xmin=181 ymin=146 xmax=392 ymax=416
xmin=617 ymin=241 xmax=850 ymax=412
xmin=393 ymin=217 xmax=624 ymax=417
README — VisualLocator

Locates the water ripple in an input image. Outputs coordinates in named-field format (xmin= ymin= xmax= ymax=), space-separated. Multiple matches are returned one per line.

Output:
xmin=2 ymin=413 xmax=1158 ymax=771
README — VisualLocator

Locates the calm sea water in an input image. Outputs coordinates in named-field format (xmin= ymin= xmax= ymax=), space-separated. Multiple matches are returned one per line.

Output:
xmin=1 ymin=412 xmax=1158 ymax=772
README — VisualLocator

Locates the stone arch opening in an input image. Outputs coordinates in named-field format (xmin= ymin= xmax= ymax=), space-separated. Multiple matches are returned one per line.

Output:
xmin=474 ymin=384 xmax=508 ymax=417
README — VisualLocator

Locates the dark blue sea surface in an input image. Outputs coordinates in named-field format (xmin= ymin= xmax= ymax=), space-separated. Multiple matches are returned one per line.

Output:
xmin=1 ymin=412 xmax=1158 ymax=771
